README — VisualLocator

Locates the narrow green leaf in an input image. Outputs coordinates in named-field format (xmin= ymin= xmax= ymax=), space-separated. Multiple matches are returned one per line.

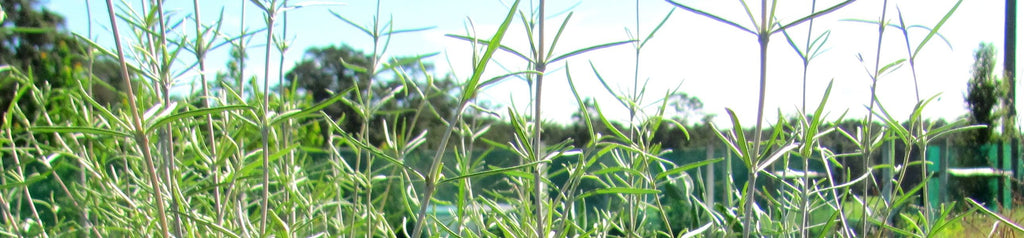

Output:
xmin=546 ymin=12 xmax=574 ymax=61
xmin=339 ymin=57 xmax=369 ymax=74
xmin=380 ymin=52 xmax=440 ymax=73
xmin=477 ymin=70 xmax=539 ymax=89
xmin=640 ymin=8 xmax=675 ymax=49
xmin=840 ymin=19 xmax=953 ymax=52
xmin=815 ymin=210 xmax=841 ymax=238
xmin=548 ymin=40 xmax=635 ymax=64
xmin=656 ymin=158 xmax=723 ymax=180
xmin=878 ymin=58 xmax=906 ymax=76
xmin=329 ymin=10 xmax=373 ymax=37
xmin=268 ymin=211 xmax=290 ymax=236
xmin=680 ymin=222 xmax=712 ymax=238
xmin=772 ymin=0 xmax=855 ymax=34
xmin=0 ymin=172 xmax=49 ymax=190
xmin=802 ymin=80 xmax=833 ymax=156
xmin=590 ymin=62 xmax=629 ymax=110
xmin=808 ymin=30 xmax=832 ymax=59
xmin=665 ymin=0 xmax=756 ymax=35
xmin=440 ymin=160 xmax=547 ymax=184
xmin=779 ymin=24 xmax=808 ymax=61
xmin=445 ymin=34 xmax=532 ymax=64
xmin=913 ymin=0 xmax=962 ymax=59
xmin=755 ymin=143 xmax=798 ymax=172
xmin=3 ymin=80 xmax=30 ymax=124
xmin=383 ymin=26 xmax=437 ymax=37
xmin=578 ymin=187 xmax=659 ymax=199
xmin=147 ymin=105 xmax=253 ymax=134
xmin=32 ymin=126 xmax=131 ymax=138
xmin=176 ymin=212 xmax=241 ymax=238
xmin=248 ymin=0 xmax=269 ymax=12
xmin=725 ymin=108 xmax=751 ymax=168
xmin=593 ymin=103 xmax=629 ymax=142
xmin=737 ymin=0 xmax=759 ymax=32
xmin=271 ymin=89 xmax=351 ymax=125
xmin=3 ymin=27 xmax=52 ymax=34
xmin=461 ymin=0 xmax=520 ymax=103
xmin=566 ymin=65 xmax=596 ymax=140
xmin=926 ymin=124 xmax=985 ymax=142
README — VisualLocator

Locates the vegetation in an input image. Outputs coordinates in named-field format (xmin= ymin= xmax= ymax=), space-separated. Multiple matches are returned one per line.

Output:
xmin=0 ymin=0 xmax=1021 ymax=237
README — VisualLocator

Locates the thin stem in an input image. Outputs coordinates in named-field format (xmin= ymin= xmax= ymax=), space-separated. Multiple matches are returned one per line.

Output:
xmin=277 ymin=0 xmax=294 ymax=226
xmin=533 ymin=1 xmax=547 ymax=237
xmin=863 ymin=0 xmax=888 ymax=235
xmin=628 ymin=1 xmax=641 ymax=235
xmin=800 ymin=1 xmax=816 ymax=237
xmin=412 ymin=102 xmax=469 ymax=238
xmin=6 ymin=127 xmax=47 ymax=238
xmin=237 ymin=0 xmax=248 ymax=101
xmin=743 ymin=0 xmax=771 ymax=235
xmin=192 ymin=0 xmax=223 ymax=227
xmin=153 ymin=1 xmax=184 ymax=235
xmin=104 ymin=0 xmax=170 ymax=236
xmin=365 ymin=2 xmax=382 ymax=236
xmin=0 ymin=191 xmax=12 ymax=232
xmin=83 ymin=0 xmax=96 ymax=234
xmin=258 ymin=0 xmax=278 ymax=235
xmin=898 ymin=6 xmax=930 ymax=226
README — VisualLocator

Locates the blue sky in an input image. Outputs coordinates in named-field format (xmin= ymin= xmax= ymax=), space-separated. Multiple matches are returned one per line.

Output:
xmin=44 ymin=0 xmax=1019 ymax=128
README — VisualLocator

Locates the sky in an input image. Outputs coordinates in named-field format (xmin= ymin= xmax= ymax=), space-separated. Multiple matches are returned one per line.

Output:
xmin=43 ymin=0 xmax=1021 ymax=129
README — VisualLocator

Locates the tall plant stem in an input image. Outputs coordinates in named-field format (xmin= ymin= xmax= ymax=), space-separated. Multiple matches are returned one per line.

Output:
xmin=862 ymin=0 xmax=888 ymax=234
xmin=191 ymin=0 xmax=223 ymax=226
xmin=412 ymin=102 xmax=469 ymax=238
xmin=276 ymin=0 xmax=294 ymax=226
xmin=258 ymin=0 xmax=278 ymax=234
xmin=152 ymin=1 xmax=184 ymax=235
xmin=799 ymin=2 xmax=817 ymax=236
xmin=104 ymin=0 xmax=170 ymax=236
xmin=627 ymin=1 xmax=640 ymax=236
xmin=532 ymin=1 xmax=548 ymax=237
xmin=83 ymin=0 xmax=96 ymax=233
xmin=5 ymin=129 xmax=47 ymax=237
xmin=856 ymin=0 xmax=888 ymax=233
xmin=743 ymin=1 xmax=770 ymax=237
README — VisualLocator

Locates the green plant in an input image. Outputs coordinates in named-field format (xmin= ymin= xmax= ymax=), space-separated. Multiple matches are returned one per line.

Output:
xmin=0 ymin=0 xmax=1009 ymax=237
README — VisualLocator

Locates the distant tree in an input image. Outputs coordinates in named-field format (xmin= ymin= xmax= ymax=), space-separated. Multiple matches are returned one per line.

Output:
xmin=284 ymin=45 xmax=373 ymax=144
xmin=0 ymin=0 xmax=133 ymax=229
xmin=284 ymin=44 xmax=462 ymax=148
xmin=0 ymin=0 xmax=83 ymax=123
xmin=667 ymin=92 xmax=703 ymax=121
xmin=966 ymin=43 xmax=1000 ymax=143
xmin=957 ymin=42 xmax=1002 ymax=203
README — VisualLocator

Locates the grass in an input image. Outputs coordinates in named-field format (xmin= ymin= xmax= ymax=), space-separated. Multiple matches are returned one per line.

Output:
xmin=0 ymin=0 xmax=1020 ymax=237
xmin=944 ymin=206 xmax=1024 ymax=237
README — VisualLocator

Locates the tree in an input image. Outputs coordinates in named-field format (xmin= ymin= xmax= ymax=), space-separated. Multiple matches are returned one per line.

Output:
xmin=0 ymin=0 xmax=84 ymax=123
xmin=284 ymin=44 xmax=457 ymax=148
xmin=959 ymin=42 xmax=1002 ymax=203
xmin=966 ymin=43 xmax=1000 ymax=143
xmin=285 ymin=45 xmax=374 ymax=144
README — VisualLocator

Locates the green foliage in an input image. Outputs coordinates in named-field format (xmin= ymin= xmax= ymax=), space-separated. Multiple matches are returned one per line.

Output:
xmin=966 ymin=43 xmax=1001 ymax=144
xmin=0 ymin=0 xmax=1017 ymax=237
xmin=956 ymin=43 xmax=1002 ymax=205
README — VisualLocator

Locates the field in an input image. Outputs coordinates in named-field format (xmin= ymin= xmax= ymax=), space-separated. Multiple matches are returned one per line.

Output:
xmin=1 ymin=0 xmax=1021 ymax=237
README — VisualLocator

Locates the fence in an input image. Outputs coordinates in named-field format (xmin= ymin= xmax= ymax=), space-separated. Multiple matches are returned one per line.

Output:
xmin=684 ymin=140 xmax=1021 ymax=212
xmin=320 ymin=139 xmax=1022 ymax=215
